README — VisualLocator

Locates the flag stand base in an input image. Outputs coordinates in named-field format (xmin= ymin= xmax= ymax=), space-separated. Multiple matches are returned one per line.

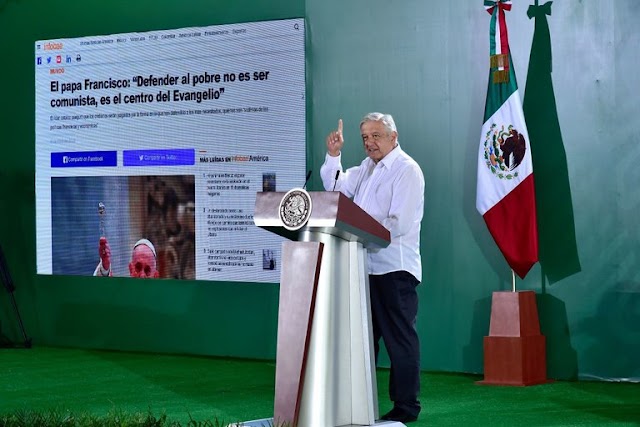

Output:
xmin=477 ymin=291 xmax=551 ymax=386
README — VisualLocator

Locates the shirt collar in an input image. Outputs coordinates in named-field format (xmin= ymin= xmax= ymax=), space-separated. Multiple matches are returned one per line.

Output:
xmin=377 ymin=143 xmax=402 ymax=169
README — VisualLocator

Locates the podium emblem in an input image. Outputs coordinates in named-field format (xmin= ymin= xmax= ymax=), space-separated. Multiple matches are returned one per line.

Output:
xmin=279 ymin=188 xmax=312 ymax=230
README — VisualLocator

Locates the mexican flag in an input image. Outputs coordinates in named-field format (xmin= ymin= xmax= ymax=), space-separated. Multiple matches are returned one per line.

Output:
xmin=476 ymin=0 xmax=538 ymax=279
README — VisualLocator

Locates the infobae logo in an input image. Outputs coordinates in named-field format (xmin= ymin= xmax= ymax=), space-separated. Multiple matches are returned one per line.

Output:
xmin=44 ymin=42 xmax=64 ymax=51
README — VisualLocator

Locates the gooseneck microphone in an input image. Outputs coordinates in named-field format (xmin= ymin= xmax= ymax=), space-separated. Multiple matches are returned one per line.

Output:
xmin=332 ymin=170 xmax=340 ymax=191
xmin=302 ymin=170 xmax=312 ymax=190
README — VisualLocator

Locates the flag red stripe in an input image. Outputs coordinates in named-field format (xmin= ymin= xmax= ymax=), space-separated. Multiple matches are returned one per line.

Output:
xmin=498 ymin=7 xmax=510 ymax=70
xmin=483 ymin=174 xmax=538 ymax=278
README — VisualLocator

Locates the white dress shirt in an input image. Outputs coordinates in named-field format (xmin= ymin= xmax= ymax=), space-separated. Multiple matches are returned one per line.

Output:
xmin=320 ymin=145 xmax=425 ymax=281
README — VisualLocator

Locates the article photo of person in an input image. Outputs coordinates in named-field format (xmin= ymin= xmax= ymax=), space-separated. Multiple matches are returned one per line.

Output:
xmin=262 ymin=248 xmax=277 ymax=271
xmin=51 ymin=175 xmax=195 ymax=279
xmin=262 ymin=172 xmax=276 ymax=192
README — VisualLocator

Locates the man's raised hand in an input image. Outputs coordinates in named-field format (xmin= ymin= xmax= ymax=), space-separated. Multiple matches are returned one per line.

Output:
xmin=326 ymin=119 xmax=344 ymax=157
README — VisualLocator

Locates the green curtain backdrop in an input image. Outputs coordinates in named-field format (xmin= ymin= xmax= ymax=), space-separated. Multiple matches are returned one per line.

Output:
xmin=1 ymin=0 xmax=638 ymax=382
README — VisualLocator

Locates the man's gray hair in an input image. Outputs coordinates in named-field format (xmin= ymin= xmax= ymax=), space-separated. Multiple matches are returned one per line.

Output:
xmin=360 ymin=112 xmax=398 ymax=136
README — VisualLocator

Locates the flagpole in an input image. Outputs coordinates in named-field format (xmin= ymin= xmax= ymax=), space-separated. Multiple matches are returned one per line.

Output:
xmin=511 ymin=269 xmax=516 ymax=292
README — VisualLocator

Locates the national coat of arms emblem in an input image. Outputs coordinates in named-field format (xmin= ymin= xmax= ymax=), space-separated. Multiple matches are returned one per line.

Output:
xmin=483 ymin=123 xmax=527 ymax=180
xmin=278 ymin=188 xmax=312 ymax=231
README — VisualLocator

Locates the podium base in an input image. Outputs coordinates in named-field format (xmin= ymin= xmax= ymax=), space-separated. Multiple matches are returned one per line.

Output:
xmin=231 ymin=418 xmax=406 ymax=427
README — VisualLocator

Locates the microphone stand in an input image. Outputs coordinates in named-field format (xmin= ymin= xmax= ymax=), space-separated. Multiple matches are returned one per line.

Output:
xmin=332 ymin=170 xmax=341 ymax=191
xmin=302 ymin=170 xmax=312 ymax=190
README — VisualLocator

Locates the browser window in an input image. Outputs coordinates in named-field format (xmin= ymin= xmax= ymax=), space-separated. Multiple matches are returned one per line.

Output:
xmin=35 ymin=18 xmax=306 ymax=282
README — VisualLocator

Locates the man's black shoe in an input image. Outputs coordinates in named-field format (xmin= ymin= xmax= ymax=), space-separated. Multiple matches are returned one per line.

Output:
xmin=380 ymin=407 xmax=418 ymax=423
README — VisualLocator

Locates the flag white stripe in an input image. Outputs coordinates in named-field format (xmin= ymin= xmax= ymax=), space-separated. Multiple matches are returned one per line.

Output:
xmin=476 ymin=90 xmax=532 ymax=215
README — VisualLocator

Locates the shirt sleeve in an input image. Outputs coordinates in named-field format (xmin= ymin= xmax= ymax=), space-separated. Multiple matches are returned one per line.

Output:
xmin=321 ymin=153 xmax=368 ymax=199
xmin=380 ymin=162 xmax=425 ymax=238
xmin=320 ymin=153 xmax=343 ymax=191
xmin=93 ymin=260 xmax=112 ymax=277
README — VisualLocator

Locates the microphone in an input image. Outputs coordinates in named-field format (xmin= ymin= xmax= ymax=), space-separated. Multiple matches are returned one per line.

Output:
xmin=332 ymin=170 xmax=340 ymax=191
xmin=302 ymin=170 xmax=312 ymax=189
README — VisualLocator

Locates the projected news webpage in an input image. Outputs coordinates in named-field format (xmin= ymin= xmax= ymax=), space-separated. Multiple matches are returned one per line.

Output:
xmin=35 ymin=19 xmax=306 ymax=282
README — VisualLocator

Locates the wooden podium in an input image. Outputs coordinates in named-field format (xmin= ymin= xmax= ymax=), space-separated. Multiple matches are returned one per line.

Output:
xmin=479 ymin=291 xmax=549 ymax=386
xmin=252 ymin=191 xmax=395 ymax=427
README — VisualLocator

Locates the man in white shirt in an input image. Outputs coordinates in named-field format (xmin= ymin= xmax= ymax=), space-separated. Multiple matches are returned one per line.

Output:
xmin=320 ymin=112 xmax=424 ymax=423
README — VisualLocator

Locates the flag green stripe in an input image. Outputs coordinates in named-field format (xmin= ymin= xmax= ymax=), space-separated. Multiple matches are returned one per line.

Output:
xmin=489 ymin=9 xmax=497 ymax=56
xmin=483 ymin=56 xmax=518 ymax=121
